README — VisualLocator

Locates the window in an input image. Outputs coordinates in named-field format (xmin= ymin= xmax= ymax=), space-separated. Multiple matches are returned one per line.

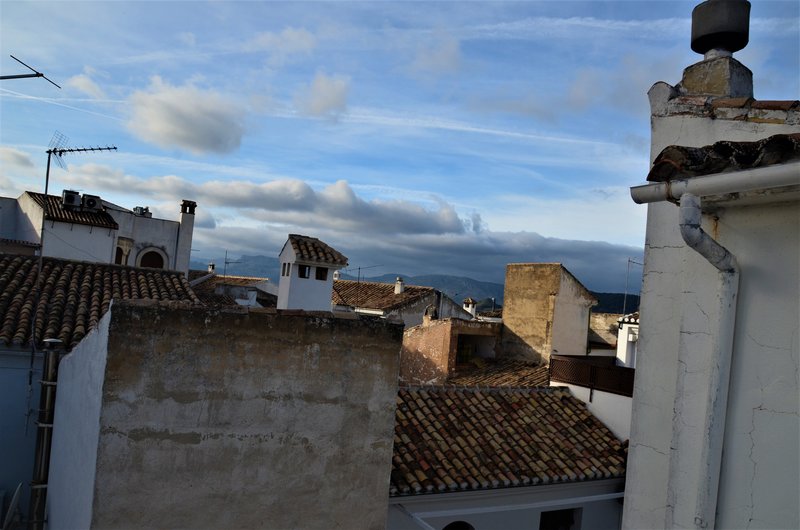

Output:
xmin=139 ymin=250 xmax=164 ymax=269
xmin=539 ymin=508 xmax=581 ymax=530
xmin=282 ymin=263 xmax=290 ymax=277
xmin=298 ymin=265 xmax=310 ymax=278
xmin=315 ymin=267 xmax=328 ymax=281
xmin=115 ymin=247 xmax=125 ymax=265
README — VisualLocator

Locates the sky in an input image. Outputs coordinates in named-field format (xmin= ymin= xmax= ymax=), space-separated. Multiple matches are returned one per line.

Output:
xmin=1 ymin=1 xmax=798 ymax=292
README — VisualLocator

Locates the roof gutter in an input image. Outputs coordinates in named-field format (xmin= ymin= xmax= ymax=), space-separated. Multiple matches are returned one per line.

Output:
xmin=630 ymin=161 xmax=800 ymax=204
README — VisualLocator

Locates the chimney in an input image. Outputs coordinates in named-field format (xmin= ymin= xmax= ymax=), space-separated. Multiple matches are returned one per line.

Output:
xmin=175 ymin=200 xmax=197 ymax=275
xmin=394 ymin=277 xmax=405 ymax=295
xmin=333 ymin=270 xmax=341 ymax=280
xmin=208 ymin=262 xmax=215 ymax=273
xmin=463 ymin=297 xmax=477 ymax=318
xmin=678 ymin=0 xmax=752 ymax=98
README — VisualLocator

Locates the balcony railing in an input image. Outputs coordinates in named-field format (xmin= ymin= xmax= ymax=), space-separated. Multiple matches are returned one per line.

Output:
xmin=550 ymin=355 xmax=635 ymax=397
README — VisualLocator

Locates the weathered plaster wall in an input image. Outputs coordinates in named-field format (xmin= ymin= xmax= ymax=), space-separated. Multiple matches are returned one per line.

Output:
xmin=0 ymin=197 xmax=20 ymax=239
xmin=49 ymin=301 xmax=402 ymax=529
xmin=43 ymin=222 xmax=115 ymax=263
xmin=400 ymin=319 xmax=453 ymax=385
xmin=615 ymin=323 xmax=638 ymax=368
xmin=48 ymin=310 xmax=111 ymax=529
xmin=622 ymin=82 xmax=800 ymax=529
xmin=108 ymin=208 xmax=182 ymax=269
xmin=500 ymin=264 xmax=560 ymax=363
xmin=550 ymin=274 xmax=593 ymax=356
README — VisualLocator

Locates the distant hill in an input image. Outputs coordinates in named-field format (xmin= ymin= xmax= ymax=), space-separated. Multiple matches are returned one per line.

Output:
xmin=190 ymin=255 xmax=639 ymax=314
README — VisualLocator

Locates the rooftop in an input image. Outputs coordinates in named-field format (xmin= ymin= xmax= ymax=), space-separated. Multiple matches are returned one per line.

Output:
xmin=333 ymin=279 xmax=434 ymax=311
xmin=0 ymin=254 xmax=200 ymax=350
xmin=648 ymin=133 xmax=800 ymax=182
xmin=190 ymin=273 xmax=276 ymax=307
xmin=391 ymin=386 xmax=626 ymax=497
xmin=286 ymin=234 xmax=348 ymax=266
xmin=448 ymin=359 xmax=550 ymax=387
xmin=26 ymin=191 xmax=119 ymax=230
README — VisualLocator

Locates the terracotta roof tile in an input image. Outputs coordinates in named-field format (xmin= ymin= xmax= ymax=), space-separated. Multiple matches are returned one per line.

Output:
xmin=287 ymin=234 xmax=348 ymax=266
xmin=647 ymin=133 xmax=800 ymax=182
xmin=448 ymin=359 xmax=550 ymax=387
xmin=26 ymin=192 xmax=119 ymax=230
xmin=0 ymin=254 xmax=200 ymax=350
xmin=750 ymin=100 xmax=799 ymax=111
xmin=391 ymin=386 xmax=626 ymax=496
xmin=332 ymin=279 xmax=434 ymax=311
xmin=710 ymin=97 xmax=754 ymax=109
xmin=190 ymin=274 xmax=276 ymax=307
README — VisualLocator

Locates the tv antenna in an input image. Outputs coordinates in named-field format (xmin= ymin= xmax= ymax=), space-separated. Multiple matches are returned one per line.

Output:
xmin=222 ymin=250 xmax=241 ymax=277
xmin=622 ymin=257 xmax=644 ymax=316
xmin=1 ymin=55 xmax=61 ymax=88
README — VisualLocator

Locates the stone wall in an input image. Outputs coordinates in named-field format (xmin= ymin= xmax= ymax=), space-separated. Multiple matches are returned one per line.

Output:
xmin=48 ymin=300 xmax=402 ymax=530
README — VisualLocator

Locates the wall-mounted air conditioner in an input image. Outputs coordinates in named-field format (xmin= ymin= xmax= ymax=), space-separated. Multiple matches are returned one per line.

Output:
xmin=81 ymin=194 xmax=102 ymax=212
xmin=61 ymin=190 xmax=81 ymax=210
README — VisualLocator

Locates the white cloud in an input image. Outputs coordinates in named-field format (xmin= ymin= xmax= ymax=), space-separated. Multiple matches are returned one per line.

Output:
xmin=0 ymin=147 xmax=35 ymax=169
xmin=65 ymin=73 xmax=106 ymax=99
xmin=244 ymin=27 xmax=316 ymax=65
xmin=178 ymin=32 xmax=196 ymax=46
xmin=295 ymin=72 xmax=350 ymax=117
xmin=127 ymin=76 xmax=246 ymax=155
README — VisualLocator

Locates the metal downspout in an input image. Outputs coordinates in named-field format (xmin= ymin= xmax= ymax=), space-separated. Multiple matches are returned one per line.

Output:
xmin=675 ymin=193 xmax=740 ymax=529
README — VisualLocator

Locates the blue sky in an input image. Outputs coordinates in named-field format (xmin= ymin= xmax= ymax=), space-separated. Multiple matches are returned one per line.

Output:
xmin=1 ymin=1 xmax=798 ymax=291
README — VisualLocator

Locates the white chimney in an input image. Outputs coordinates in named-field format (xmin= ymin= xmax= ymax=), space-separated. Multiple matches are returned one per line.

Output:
xmin=333 ymin=270 xmax=341 ymax=280
xmin=463 ymin=297 xmax=477 ymax=317
xmin=208 ymin=262 xmax=215 ymax=273
xmin=395 ymin=277 xmax=405 ymax=294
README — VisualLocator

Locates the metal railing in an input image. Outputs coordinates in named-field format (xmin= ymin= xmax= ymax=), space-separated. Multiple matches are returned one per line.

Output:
xmin=550 ymin=356 xmax=635 ymax=397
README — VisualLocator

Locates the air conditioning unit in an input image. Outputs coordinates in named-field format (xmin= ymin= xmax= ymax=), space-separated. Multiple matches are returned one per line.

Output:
xmin=61 ymin=190 xmax=81 ymax=210
xmin=81 ymin=194 xmax=103 ymax=212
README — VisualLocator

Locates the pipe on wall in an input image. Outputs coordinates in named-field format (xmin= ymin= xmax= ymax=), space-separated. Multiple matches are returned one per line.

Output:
xmin=630 ymin=161 xmax=800 ymax=204
xmin=671 ymin=193 xmax=740 ymax=529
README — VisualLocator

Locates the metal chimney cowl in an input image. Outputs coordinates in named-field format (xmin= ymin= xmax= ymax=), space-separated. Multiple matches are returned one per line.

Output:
xmin=691 ymin=0 xmax=751 ymax=56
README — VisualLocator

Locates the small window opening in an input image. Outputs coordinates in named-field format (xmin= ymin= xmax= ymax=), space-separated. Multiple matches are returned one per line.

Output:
xmin=442 ymin=522 xmax=474 ymax=530
xmin=298 ymin=265 xmax=310 ymax=279
xmin=540 ymin=508 xmax=581 ymax=530
xmin=140 ymin=251 xmax=164 ymax=269
xmin=315 ymin=267 xmax=328 ymax=281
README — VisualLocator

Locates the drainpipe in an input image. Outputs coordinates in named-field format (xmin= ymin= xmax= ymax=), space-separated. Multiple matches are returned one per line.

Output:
xmin=675 ymin=193 xmax=739 ymax=529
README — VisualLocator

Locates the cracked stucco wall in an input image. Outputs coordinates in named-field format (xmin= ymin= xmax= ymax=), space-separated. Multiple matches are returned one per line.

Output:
xmin=622 ymin=82 xmax=799 ymax=530
xmin=48 ymin=300 xmax=402 ymax=530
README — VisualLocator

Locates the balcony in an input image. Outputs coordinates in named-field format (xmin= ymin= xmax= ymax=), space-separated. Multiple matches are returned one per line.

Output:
xmin=550 ymin=355 xmax=635 ymax=398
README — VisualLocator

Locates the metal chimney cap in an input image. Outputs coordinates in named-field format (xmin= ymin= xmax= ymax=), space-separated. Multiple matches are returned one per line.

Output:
xmin=691 ymin=0 xmax=751 ymax=55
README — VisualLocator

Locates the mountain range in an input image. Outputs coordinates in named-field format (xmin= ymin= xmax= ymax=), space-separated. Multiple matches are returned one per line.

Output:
xmin=191 ymin=255 xmax=639 ymax=314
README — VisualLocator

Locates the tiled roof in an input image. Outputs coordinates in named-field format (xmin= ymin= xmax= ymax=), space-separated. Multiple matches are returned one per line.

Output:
xmin=391 ymin=386 xmax=626 ymax=496
xmin=618 ymin=312 xmax=639 ymax=325
xmin=0 ymin=254 xmax=200 ymax=350
xmin=190 ymin=274 xmax=276 ymax=307
xmin=332 ymin=280 xmax=434 ymax=311
xmin=448 ymin=359 xmax=550 ymax=387
xmin=26 ymin=192 xmax=119 ymax=230
xmin=0 ymin=238 xmax=40 ymax=249
xmin=647 ymin=133 xmax=800 ymax=182
xmin=287 ymin=234 xmax=348 ymax=266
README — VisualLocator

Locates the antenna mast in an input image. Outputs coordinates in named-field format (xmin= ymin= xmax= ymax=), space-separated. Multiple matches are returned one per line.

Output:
xmin=1 ymin=55 xmax=61 ymax=88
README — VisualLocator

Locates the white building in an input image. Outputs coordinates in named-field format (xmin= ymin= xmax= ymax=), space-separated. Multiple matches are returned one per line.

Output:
xmin=277 ymin=234 xmax=348 ymax=311
xmin=623 ymin=2 xmax=799 ymax=529
xmin=0 ymin=190 xmax=196 ymax=274
xmin=615 ymin=313 xmax=638 ymax=369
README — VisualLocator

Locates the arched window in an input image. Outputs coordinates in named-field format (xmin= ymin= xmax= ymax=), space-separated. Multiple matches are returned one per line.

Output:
xmin=442 ymin=522 xmax=475 ymax=530
xmin=115 ymin=247 xmax=125 ymax=265
xmin=140 ymin=250 xmax=165 ymax=269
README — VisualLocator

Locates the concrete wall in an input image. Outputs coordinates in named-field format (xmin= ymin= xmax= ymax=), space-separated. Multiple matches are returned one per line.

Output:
xmin=0 ymin=197 xmax=20 ymax=240
xmin=48 ymin=301 xmax=402 ymax=529
xmin=501 ymin=264 xmax=560 ymax=363
xmin=615 ymin=323 xmax=637 ymax=368
xmin=47 ymin=311 xmax=111 ymax=529
xmin=622 ymin=77 xmax=800 ymax=529
xmin=388 ymin=479 xmax=624 ymax=530
xmin=550 ymin=382 xmax=632 ymax=441
xmin=551 ymin=274 xmax=593 ymax=357
xmin=0 ymin=350 xmax=42 ymax=520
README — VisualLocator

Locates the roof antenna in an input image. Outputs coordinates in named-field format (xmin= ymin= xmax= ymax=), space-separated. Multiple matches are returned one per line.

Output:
xmin=1 ymin=55 xmax=61 ymax=88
